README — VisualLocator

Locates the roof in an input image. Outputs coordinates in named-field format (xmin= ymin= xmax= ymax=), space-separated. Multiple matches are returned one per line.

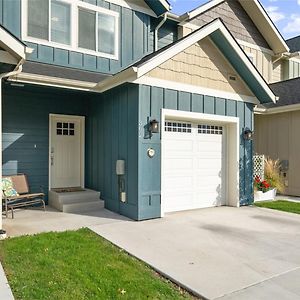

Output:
xmin=286 ymin=35 xmax=300 ymax=53
xmin=94 ymin=18 xmax=277 ymax=104
xmin=179 ymin=0 xmax=289 ymax=55
xmin=145 ymin=0 xmax=171 ymax=16
xmin=258 ymin=78 xmax=300 ymax=110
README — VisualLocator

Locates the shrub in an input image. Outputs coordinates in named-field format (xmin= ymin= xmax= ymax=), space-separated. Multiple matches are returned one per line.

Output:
xmin=264 ymin=158 xmax=285 ymax=194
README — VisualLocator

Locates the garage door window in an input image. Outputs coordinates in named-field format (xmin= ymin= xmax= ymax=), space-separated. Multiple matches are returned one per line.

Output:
xmin=198 ymin=125 xmax=223 ymax=135
xmin=164 ymin=121 xmax=192 ymax=133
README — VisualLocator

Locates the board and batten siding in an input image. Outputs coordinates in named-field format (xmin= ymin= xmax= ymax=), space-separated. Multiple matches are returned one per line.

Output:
xmin=138 ymin=84 xmax=254 ymax=220
xmin=255 ymin=112 xmax=300 ymax=196
xmin=0 ymin=0 xmax=177 ymax=75
xmin=2 ymin=83 xmax=88 ymax=200
xmin=85 ymin=84 xmax=139 ymax=220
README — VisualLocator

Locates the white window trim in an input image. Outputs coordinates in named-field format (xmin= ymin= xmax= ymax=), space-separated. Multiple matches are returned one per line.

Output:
xmin=22 ymin=0 xmax=119 ymax=60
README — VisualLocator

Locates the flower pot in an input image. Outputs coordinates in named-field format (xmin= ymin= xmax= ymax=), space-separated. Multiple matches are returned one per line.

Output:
xmin=254 ymin=188 xmax=277 ymax=202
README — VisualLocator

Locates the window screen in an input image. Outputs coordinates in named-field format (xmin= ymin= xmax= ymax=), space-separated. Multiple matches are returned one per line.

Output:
xmin=98 ymin=13 xmax=115 ymax=55
xmin=78 ymin=8 xmax=96 ymax=51
xmin=28 ymin=0 xmax=49 ymax=40
xmin=51 ymin=0 xmax=71 ymax=45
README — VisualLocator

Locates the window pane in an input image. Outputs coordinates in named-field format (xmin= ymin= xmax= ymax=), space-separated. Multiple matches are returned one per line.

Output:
xmin=98 ymin=13 xmax=115 ymax=55
xmin=78 ymin=9 xmax=96 ymax=51
xmin=28 ymin=0 xmax=49 ymax=40
xmin=51 ymin=0 xmax=71 ymax=45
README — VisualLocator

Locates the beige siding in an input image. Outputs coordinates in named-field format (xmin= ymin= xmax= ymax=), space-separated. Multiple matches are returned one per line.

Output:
xmin=147 ymin=37 xmax=254 ymax=97
xmin=255 ymin=112 xmax=300 ymax=196
xmin=272 ymin=60 xmax=283 ymax=83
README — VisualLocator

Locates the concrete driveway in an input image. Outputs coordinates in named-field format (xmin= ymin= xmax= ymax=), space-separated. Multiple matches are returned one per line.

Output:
xmin=90 ymin=206 xmax=300 ymax=300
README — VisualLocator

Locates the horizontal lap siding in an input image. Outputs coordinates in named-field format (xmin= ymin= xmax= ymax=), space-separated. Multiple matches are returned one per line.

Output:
xmin=86 ymin=84 xmax=139 ymax=220
xmin=2 ymin=84 xmax=88 ymax=201
xmin=138 ymin=85 xmax=254 ymax=220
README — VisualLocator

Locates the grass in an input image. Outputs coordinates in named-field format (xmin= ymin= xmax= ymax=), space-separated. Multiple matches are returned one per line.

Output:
xmin=255 ymin=200 xmax=300 ymax=215
xmin=0 ymin=228 xmax=195 ymax=300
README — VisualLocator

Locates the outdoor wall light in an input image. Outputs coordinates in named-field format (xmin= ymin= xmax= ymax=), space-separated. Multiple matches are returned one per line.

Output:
xmin=244 ymin=129 xmax=254 ymax=140
xmin=149 ymin=119 xmax=159 ymax=134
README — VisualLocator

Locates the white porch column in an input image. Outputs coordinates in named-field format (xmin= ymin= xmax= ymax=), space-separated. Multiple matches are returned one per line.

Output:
xmin=0 ymin=78 xmax=4 ymax=237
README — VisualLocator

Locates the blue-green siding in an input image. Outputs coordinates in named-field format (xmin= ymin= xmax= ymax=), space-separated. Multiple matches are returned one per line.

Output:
xmin=138 ymin=85 xmax=254 ymax=220
xmin=85 ymin=84 xmax=139 ymax=220
xmin=2 ymin=83 xmax=88 ymax=200
xmin=0 ymin=0 xmax=178 ymax=75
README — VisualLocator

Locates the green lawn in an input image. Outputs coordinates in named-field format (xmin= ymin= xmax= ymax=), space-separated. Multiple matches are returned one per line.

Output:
xmin=255 ymin=200 xmax=300 ymax=215
xmin=0 ymin=228 xmax=195 ymax=300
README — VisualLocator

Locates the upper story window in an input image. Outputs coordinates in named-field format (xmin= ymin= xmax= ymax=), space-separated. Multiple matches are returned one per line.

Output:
xmin=23 ymin=0 xmax=119 ymax=60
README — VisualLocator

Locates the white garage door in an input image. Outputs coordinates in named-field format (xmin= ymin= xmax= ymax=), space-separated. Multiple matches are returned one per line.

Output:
xmin=162 ymin=120 xmax=226 ymax=213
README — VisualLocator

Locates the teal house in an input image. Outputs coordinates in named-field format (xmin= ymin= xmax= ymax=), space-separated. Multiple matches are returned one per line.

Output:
xmin=1 ymin=0 xmax=289 ymax=224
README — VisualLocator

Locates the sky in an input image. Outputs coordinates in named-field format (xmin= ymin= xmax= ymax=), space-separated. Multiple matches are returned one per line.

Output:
xmin=168 ymin=0 xmax=300 ymax=40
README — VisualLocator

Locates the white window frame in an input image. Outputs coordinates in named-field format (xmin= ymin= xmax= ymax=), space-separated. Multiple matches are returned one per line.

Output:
xmin=22 ymin=0 xmax=119 ymax=60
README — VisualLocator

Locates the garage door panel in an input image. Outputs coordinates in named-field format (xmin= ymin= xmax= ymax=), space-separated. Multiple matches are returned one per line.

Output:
xmin=163 ymin=120 xmax=226 ymax=213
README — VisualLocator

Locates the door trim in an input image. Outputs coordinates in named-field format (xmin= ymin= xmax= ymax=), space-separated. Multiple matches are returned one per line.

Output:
xmin=161 ymin=109 xmax=240 ymax=217
xmin=49 ymin=114 xmax=85 ymax=190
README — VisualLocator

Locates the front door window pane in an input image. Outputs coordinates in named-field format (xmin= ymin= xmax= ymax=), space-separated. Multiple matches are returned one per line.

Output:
xmin=51 ymin=0 xmax=71 ymax=45
xmin=28 ymin=0 xmax=49 ymax=40
xmin=78 ymin=8 xmax=96 ymax=51
xmin=98 ymin=13 xmax=115 ymax=55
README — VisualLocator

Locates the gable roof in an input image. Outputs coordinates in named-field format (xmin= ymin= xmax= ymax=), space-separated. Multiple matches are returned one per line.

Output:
xmin=179 ymin=0 xmax=289 ymax=55
xmin=286 ymin=35 xmax=300 ymax=53
xmin=145 ymin=0 xmax=171 ymax=16
xmin=94 ymin=18 xmax=277 ymax=104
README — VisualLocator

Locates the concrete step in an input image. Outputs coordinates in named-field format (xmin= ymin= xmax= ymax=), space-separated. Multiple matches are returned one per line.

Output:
xmin=62 ymin=199 xmax=104 ymax=213
xmin=48 ymin=189 xmax=103 ymax=213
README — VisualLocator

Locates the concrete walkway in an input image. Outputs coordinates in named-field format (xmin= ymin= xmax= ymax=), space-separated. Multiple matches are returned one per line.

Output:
xmin=0 ymin=263 xmax=14 ymax=300
xmin=3 ymin=206 xmax=128 ymax=237
xmin=90 ymin=206 xmax=300 ymax=300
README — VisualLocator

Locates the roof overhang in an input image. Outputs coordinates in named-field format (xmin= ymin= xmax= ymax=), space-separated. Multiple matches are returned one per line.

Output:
xmin=145 ymin=0 xmax=171 ymax=16
xmin=254 ymin=103 xmax=300 ymax=115
xmin=94 ymin=18 xmax=277 ymax=104
xmin=0 ymin=25 xmax=32 ymax=73
xmin=180 ymin=0 xmax=289 ymax=55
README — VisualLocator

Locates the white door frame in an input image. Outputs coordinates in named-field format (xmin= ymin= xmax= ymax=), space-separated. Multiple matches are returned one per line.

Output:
xmin=161 ymin=109 xmax=240 ymax=217
xmin=49 ymin=114 xmax=85 ymax=190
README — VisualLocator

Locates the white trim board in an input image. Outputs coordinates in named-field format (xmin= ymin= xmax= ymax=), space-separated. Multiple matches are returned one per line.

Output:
xmin=254 ymin=103 xmax=300 ymax=115
xmin=160 ymin=108 xmax=240 ymax=217
xmin=48 ymin=114 xmax=85 ymax=190
xmin=94 ymin=18 xmax=276 ymax=104
xmin=134 ymin=76 xmax=259 ymax=104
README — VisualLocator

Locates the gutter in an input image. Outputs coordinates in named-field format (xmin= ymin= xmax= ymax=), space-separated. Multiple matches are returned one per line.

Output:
xmin=154 ymin=13 xmax=168 ymax=51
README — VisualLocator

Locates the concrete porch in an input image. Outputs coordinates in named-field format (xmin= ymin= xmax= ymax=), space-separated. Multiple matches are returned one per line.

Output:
xmin=2 ymin=205 xmax=129 ymax=237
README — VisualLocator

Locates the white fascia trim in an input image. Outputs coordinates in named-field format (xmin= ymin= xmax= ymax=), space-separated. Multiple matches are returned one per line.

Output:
xmin=0 ymin=27 xmax=26 ymax=60
xmin=107 ymin=0 xmax=156 ymax=16
xmin=254 ymin=103 xmax=300 ymax=115
xmin=0 ymin=50 xmax=18 ymax=65
xmin=180 ymin=0 xmax=224 ymax=22
xmin=137 ymin=20 xmax=223 ymax=77
xmin=239 ymin=0 xmax=289 ymax=54
xmin=9 ymin=72 xmax=97 ymax=91
xmin=94 ymin=67 xmax=137 ymax=92
xmin=134 ymin=76 xmax=259 ymax=104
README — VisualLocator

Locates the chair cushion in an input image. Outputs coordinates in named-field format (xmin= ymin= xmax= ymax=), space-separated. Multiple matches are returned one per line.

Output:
xmin=2 ymin=177 xmax=19 ymax=197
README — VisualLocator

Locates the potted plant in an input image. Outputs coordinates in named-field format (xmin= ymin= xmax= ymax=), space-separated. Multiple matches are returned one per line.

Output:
xmin=254 ymin=158 xmax=285 ymax=202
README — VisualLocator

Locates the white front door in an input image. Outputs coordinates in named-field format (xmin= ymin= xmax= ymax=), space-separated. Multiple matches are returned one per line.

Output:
xmin=50 ymin=115 xmax=84 ymax=189
xmin=162 ymin=120 xmax=226 ymax=213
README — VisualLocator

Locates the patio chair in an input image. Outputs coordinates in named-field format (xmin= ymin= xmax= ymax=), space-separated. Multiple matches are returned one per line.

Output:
xmin=2 ymin=174 xmax=45 ymax=219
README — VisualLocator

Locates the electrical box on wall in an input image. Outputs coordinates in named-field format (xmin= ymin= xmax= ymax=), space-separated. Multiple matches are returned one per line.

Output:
xmin=116 ymin=160 xmax=125 ymax=175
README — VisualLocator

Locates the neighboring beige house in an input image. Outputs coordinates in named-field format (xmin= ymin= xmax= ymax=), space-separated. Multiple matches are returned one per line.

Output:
xmin=255 ymin=36 xmax=300 ymax=197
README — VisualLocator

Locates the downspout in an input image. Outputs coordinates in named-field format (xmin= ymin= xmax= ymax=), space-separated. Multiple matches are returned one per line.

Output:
xmin=0 ymin=63 xmax=23 ymax=239
xmin=154 ymin=13 xmax=167 ymax=51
